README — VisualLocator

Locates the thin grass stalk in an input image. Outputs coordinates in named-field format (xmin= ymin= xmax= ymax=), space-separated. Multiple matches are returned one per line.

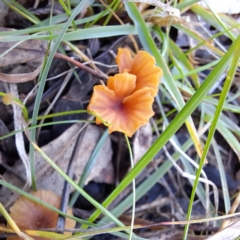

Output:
xmin=69 ymin=130 xmax=109 ymax=207
xmin=212 ymin=138 xmax=231 ymax=212
xmin=99 ymin=125 xmax=207 ymax=224
xmin=2 ymin=0 xmax=39 ymax=24
xmin=183 ymin=35 xmax=240 ymax=239
xmin=125 ymin=135 xmax=136 ymax=240
xmin=29 ymin=0 xmax=94 ymax=190
xmin=124 ymin=2 xmax=205 ymax=166
xmin=28 ymin=140 xmax=126 ymax=228
xmin=82 ymin=20 xmax=240 ymax=229
xmin=0 ymin=92 xmax=28 ymax=120
xmin=0 ymin=120 xmax=90 ymax=140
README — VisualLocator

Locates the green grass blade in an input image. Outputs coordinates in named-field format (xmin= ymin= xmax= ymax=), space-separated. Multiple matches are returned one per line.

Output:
xmin=83 ymin=13 xmax=239 ymax=228
xmin=183 ymin=35 xmax=240 ymax=239
xmin=167 ymin=33 xmax=200 ymax=88
xmin=29 ymin=140 xmax=126 ymax=228
xmin=29 ymin=0 xmax=94 ymax=190
xmin=212 ymin=138 xmax=231 ymax=213
xmin=69 ymin=130 xmax=109 ymax=207
xmin=0 ymin=120 xmax=91 ymax=140
xmin=0 ymin=25 xmax=138 ymax=42
xmin=124 ymin=2 xmax=205 ymax=165
xmin=191 ymin=4 xmax=238 ymax=39
xmin=101 ymin=135 xmax=198 ymax=222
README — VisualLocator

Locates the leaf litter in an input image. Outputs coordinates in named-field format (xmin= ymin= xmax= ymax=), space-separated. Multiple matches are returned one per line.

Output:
xmin=0 ymin=1 xmax=239 ymax=240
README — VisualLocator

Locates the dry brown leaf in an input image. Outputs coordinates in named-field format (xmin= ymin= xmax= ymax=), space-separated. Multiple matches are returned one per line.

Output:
xmin=0 ymin=64 xmax=42 ymax=83
xmin=0 ymin=124 xmax=113 ymax=206
xmin=0 ymin=28 xmax=46 ymax=67
xmin=0 ymin=27 xmax=46 ymax=82
xmin=92 ymin=162 xmax=114 ymax=184
xmin=133 ymin=122 xmax=152 ymax=165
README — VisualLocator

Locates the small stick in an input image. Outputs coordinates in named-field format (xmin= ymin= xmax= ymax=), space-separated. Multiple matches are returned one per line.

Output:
xmin=54 ymin=52 xmax=107 ymax=80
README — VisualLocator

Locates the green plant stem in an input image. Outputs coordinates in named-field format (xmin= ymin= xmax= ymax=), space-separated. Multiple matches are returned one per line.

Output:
xmin=58 ymin=0 xmax=77 ymax=29
xmin=103 ymin=0 xmax=119 ymax=26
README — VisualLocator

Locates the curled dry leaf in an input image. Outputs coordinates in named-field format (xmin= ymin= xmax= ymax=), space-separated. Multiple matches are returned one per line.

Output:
xmin=0 ymin=65 xmax=43 ymax=83
xmin=0 ymin=27 xmax=47 ymax=83
xmin=0 ymin=36 xmax=46 ymax=67
xmin=0 ymin=124 xmax=113 ymax=206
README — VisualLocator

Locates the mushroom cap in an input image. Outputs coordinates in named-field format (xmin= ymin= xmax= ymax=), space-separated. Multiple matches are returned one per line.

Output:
xmin=7 ymin=189 xmax=75 ymax=240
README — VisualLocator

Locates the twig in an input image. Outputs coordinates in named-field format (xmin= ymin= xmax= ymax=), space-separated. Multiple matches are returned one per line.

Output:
xmin=54 ymin=52 xmax=107 ymax=80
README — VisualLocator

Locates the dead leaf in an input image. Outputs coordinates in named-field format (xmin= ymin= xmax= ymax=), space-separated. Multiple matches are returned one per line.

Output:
xmin=0 ymin=28 xmax=46 ymax=67
xmin=0 ymin=64 xmax=42 ymax=83
xmin=92 ymin=162 xmax=114 ymax=184
xmin=0 ymin=124 xmax=113 ymax=207
xmin=0 ymin=27 xmax=47 ymax=82
xmin=133 ymin=122 xmax=152 ymax=165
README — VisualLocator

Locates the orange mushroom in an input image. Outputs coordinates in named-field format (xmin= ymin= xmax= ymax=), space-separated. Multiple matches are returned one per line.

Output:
xmin=87 ymin=72 xmax=155 ymax=137
xmin=87 ymin=48 xmax=162 ymax=137
xmin=116 ymin=48 xmax=162 ymax=97
xmin=7 ymin=190 xmax=75 ymax=240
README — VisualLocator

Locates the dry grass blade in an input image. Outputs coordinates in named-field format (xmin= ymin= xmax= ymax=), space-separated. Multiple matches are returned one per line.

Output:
xmin=220 ymin=192 xmax=240 ymax=230
xmin=207 ymin=219 xmax=240 ymax=240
